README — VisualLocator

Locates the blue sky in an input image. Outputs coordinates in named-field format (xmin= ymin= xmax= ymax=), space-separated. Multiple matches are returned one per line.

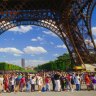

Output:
xmin=0 ymin=25 xmax=67 ymax=67
xmin=0 ymin=7 xmax=96 ymax=67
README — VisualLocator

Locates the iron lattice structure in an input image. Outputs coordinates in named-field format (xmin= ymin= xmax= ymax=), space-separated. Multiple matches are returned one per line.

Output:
xmin=0 ymin=0 xmax=96 ymax=68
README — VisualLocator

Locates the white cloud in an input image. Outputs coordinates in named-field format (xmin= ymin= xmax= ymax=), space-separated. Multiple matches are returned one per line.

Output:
xmin=23 ymin=46 xmax=47 ymax=55
xmin=0 ymin=47 xmax=23 ymax=55
xmin=0 ymin=46 xmax=47 ymax=56
xmin=53 ymin=54 xmax=59 ymax=57
xmin=31 ymin=39 xmax=38 ymax=42
xmin=13 ymin=54 xmax=21 ymax=57
xmin=43 ymin=31 xmax=57 ymax=37
xmin=94 ymin=39 xmax=96 ymax=43
xmin=85 ymin=40 xmax=94 ymax=47
xmin=92 ymin=27 xmax=96 ymax=36
xmin=37 ymin=37 xmax=43 ymax=41
xmin=31 ymin=37 xmax=43 ymax=42
xmin=91 ymin=27 xmax=96 ymax=45
xmin=9 ymin=25 xmax=32 ymax=33
xmin=56 ymin=44 xmax=67 ymax=49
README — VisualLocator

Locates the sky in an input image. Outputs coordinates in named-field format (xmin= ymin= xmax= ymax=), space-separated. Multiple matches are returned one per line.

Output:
xmin=0 ymin=7 xmax=96 ymax=67
xmin=0 ymin=25 xmax=67 ymax=67
xmin=92 ymin=6 xmax=96 ymax=40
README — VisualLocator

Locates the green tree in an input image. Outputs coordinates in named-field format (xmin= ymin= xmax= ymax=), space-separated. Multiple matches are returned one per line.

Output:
xmin=35 ymin=53 xmax=73 ymax=71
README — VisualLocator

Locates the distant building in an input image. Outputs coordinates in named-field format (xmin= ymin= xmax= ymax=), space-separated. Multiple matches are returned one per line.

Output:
xmin=25 ymin=66 xmax=35 ymax=70
xmin=21 ymin=58 xmax=25 ymax=68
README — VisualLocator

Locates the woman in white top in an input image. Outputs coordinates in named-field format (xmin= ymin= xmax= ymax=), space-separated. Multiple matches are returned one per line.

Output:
xmin=37 ymin=76 xmax=43 ymax=92
xmin=30 ymin=76 xmax=36 ymax=92
xmin=0 ymin=76 xmax=3 ymax=92
xmin=75 ymin=74 xmax=81 ymax=91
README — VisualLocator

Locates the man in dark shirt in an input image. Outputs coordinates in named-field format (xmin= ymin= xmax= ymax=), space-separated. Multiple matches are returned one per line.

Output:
xmin=54 ymin=73 xmax=60 ymax=80
xmin=54 ymin=72 xmax=61 ymax=91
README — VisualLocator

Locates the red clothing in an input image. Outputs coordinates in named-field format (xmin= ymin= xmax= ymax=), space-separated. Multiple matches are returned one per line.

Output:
xmin=85 ymin=75 xmax=90 ymax=85
xmin=4 ymin=78 xmax=9 ymax=90
xmin=45 ymin=77 xmax=50 ymax=83
xmin=20 ymin=77 xmax=25 ymax=84
xmin=66 ymin=74 xmax=71 ymax=81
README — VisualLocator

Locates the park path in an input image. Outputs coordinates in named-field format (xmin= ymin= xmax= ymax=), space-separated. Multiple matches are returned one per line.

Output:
xmin=1 ymin=91 xmax=96 ymax=96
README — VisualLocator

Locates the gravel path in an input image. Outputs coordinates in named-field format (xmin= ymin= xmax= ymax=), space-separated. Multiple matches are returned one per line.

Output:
xmin=1 ymin=91 xmax=96 ymax=96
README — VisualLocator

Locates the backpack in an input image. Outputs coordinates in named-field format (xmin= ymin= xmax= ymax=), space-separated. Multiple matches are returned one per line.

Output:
xmin=42 ymin=86 xmax=46 ymax=92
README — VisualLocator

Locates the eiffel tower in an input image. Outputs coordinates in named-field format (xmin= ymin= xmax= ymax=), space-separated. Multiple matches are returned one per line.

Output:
xmin=0 ymin=0 xmax=96 ymax=69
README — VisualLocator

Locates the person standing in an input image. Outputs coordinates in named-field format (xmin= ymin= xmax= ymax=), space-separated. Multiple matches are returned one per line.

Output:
xmin=3 ymin=74 xmax=10 ymax=92
xmin=60 ymin=74 xmax=65 ymax=91
xmin=51 ymin=73 xmax=55 ymax=91
xmin=19 ymin=75 xmax=26 ymax=92
xmin=45 ymin=75 xmax=51 ymax=91
xmin=9 ymin=75 xmax=15 ymax=92
xmin=30 ymin=76 xmax=36 ymax=92
xmin=85 ymin=74 xmax=91 ymax=91
xmin=75 ymin=74 xmax=81 ymax=91
xmin=14 ymin=74 xmax=21 ymax=92
xmin=0 ymin=75 xmax=3 ymax=92
xmin=54 ymin=72 xmax=61 ymax=91
xmin=37 ymin=75 xmax=43 ymax=92
xmin=92 ymin=74 xmax=96 ymax=91
xmin=71 ymin=73 xmax=75 ymax=92
xmin=65 ymin=73 xmax=71 ymax=91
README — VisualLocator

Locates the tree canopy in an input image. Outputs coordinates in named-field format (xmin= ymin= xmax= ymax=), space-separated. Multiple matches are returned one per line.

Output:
xmin=0 ymin=62 xmax=24 ymax=71
xmin=36 ymin=53 xmax=75 ymax=71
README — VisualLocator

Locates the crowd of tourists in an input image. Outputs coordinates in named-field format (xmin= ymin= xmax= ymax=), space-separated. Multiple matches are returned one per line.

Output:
xmin=0 ymin=71 xmax=96 ymax=93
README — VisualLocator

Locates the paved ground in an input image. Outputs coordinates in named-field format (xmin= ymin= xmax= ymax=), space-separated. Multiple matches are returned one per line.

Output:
xmin=1 ymin=91 xmax=96 ymax=96
xmin=0 ymin=82 xmax=96 ymax=96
